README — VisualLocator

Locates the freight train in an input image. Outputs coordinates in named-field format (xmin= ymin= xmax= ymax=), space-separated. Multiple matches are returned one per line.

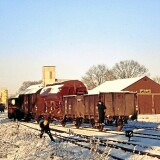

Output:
xmin=8 ymin=80 xmax=137 ymax=130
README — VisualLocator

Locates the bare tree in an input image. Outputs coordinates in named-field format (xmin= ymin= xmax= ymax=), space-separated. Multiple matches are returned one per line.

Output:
xmin=153 ymin=76 xmax=160 ymax=84
xmin=111 ymin=60 xmax=148 ymax=79
xmin=18 ymin=80 xmax=42 ymax=93
xmin=81 ymin=64 xmax=114 ymax=89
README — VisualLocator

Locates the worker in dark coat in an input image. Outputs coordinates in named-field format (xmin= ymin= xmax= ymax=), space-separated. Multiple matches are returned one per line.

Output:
xmin=39 ymin=118 xmax=55 ymax=141
xmin=97 ymin=100 xmax=106 ymax=124
xmin=13 ymin=107 xmax=22 ymax=121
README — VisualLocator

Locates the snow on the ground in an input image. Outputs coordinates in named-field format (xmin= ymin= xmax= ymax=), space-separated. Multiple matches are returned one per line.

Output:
xmin=137 ymin=114 xmax=160 ymax=123
xmin=0 ymin=111 xmax=160 ymax=160
xmin=0 ymin=121 xmax=60 ymax=160
xmin=0 ymin=120 xmax=92 ymax=160
xmin=0 ymin=112 xmax=103 ymax=160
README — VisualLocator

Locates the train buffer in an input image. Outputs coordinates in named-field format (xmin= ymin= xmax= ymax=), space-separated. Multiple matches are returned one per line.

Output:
xmin=125 ymin=130 xmax=133 ymax=142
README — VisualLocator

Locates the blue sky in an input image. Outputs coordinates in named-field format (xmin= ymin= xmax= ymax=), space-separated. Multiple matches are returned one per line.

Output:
xmin=1 ymin=0 xmax=160 ymax=95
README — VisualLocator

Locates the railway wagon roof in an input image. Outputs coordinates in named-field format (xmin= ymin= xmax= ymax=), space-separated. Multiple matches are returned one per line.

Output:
xmin=40 ymin=84 xmax=64 ymax=95
xmin=19 ymin=84 xmax=44 ymax=95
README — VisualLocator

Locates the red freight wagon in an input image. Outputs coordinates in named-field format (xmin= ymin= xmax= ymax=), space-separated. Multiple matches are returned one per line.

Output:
xmin=8 ymin=80 xmax=87 ymax=122
xmin=63 ymin=91 xmax=137 ymax=128
xmin=100 ymin=92 xmax=137 ymax=118
xmin=39 ymin=80 xmax=88 ymax=122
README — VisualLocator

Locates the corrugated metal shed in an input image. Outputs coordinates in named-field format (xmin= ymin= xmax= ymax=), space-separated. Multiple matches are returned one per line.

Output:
xmin=89 ymin=76 xmax=143 ymax=94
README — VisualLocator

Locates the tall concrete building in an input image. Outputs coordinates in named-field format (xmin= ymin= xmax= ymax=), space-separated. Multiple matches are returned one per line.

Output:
xmin=42 ymin=66 xmax=56 ymax=86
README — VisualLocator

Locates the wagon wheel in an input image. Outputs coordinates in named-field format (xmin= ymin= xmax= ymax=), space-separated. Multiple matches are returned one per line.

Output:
xmin=98 ymin=124 xmax=104 ymax=132
xmin=61 ymin=122 xmax=66 ymax=127
xmin=75 ymin=124 xmax=80 ymax=129
xmin=92 ymin=123 xmax=95 ymax=128
xmin=90 ymin=119 xmax=95 ymax=128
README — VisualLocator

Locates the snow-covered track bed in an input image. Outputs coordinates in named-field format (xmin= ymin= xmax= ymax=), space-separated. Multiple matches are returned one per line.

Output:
xmin=20 ymin=122 xmax=160 ymax=160
xmin=20 ymin=123 xmax=122 ymax=160
xmin=1 ymin=111 xmax=160 ymax=160
xmin=50 ymin=122 xmax=160 ymax=140
xmin=103 ymin=129 xmax=160 ymax=140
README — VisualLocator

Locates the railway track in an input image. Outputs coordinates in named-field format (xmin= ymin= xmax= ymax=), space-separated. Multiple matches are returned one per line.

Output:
xmin=51 ymin=123 xmax=160 ymax=141
xmin=2 ymin=111 xmax=160 ymax=159
xmin=20 ymin=122 xmax=160 ymax=159
xmin=20 ymin=123 xmax=121 ymax=160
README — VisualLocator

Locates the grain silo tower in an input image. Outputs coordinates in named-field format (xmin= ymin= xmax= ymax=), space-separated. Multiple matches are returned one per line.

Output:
xmin=42 ymin=66 xmax=56 ymax=86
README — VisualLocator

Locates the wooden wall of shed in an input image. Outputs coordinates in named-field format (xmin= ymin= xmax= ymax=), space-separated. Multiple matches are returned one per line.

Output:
xmin=154 ymin=95 xmax=160 ymax=113
xmin=123 ymin=76 xmax=160 ymax=114
xmin=123 ymin=76 xmax=160 ymax=93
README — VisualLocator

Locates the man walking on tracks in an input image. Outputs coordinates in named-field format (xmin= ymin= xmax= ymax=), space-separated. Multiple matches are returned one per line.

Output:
xmin=97 ymin=100 xmax=106 ymax=124
xmin=13 ymin=107 xmax=22 ymax=121
xmin=39 ymin=118 xmax=55 ymax=142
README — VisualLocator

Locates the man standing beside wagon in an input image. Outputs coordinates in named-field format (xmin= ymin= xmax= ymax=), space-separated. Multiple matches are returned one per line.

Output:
xmin=97 ymin=100 xmax=106 ymax=124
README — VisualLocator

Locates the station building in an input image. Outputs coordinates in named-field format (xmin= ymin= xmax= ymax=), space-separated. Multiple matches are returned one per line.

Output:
xmin=89 ymin=76 xmax=160 ymax=114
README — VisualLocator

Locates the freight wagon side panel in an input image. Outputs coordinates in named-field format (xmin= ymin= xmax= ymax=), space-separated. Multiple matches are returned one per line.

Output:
xmin=23 ymin=95 xmax=29 ymax=114
xmin=101 ymin=93 xmax=125 ymax=116
xmin=75 ymin=95 xmax=85 ymax=117
xmin=64 ymin=96 xmax=76 ymax=118
xmin=114 ymin=93 xmax=125 ymax=115
xmin=32 ymin=94 xmax=45 ymax=119
xmin=124 ymin=93 xmax=136 ymax=116
xmin=100 ymin=93 xmax=114 ymax=117
xmin=101 ymin=92 xmax=136 ymax=117
xmin=84 ymin=94 xmax=99 ymax=120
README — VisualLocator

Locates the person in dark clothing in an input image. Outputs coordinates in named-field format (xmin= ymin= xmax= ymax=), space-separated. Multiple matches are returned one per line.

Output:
xmin=13 ymin=108 xmax=22 ymax=121
xmin=97 ymin=100 xmax=106 ymax=124
xmin=39 ymin=118 xmax=55 ymax=141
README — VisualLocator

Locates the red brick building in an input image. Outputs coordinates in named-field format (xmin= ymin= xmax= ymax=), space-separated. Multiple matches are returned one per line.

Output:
xmin=89 ymin=76 xmax=160 ymax=114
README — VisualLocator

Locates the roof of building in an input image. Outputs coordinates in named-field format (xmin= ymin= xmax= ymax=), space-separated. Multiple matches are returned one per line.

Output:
xmin=88 ymin=76 xmax=145 ymax=94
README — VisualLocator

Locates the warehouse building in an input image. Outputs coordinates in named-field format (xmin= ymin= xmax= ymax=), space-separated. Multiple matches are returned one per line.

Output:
xmin=89 ymin=76 xmax=160 ymax=114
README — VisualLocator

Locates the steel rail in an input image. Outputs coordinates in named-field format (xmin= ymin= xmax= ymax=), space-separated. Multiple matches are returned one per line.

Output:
xmin=20 ymin=122 xmax=160 ymax=159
